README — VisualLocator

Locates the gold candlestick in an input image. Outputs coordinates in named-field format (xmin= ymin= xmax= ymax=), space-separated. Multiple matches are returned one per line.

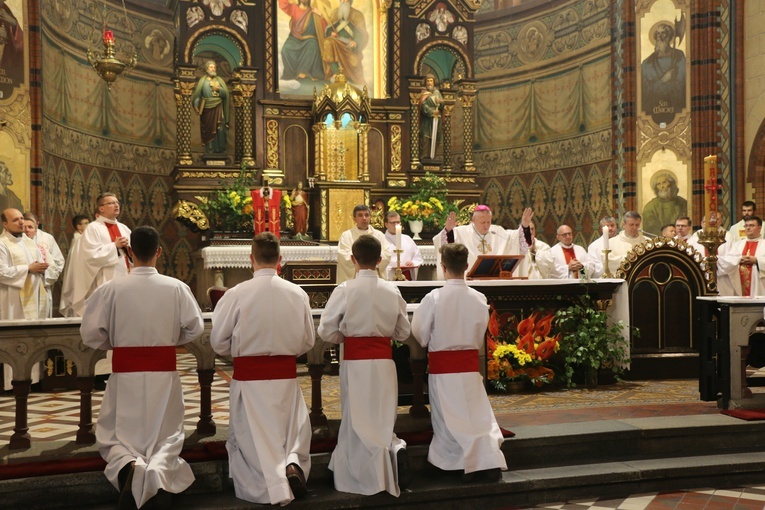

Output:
xmin=393 ymin=249 xmax=407 ymax=281
xmin=602 ymin=249 xmax=613 ymax=278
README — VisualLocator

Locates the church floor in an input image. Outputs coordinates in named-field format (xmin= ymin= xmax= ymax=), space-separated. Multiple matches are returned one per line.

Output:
xmin=1 ymin=354 xmax=763 ymax=509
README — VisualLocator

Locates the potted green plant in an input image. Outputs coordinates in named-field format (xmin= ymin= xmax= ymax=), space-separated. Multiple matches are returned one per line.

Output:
xmin=554 ymin=294 xmax=633 ymax=387
xmin=197 ymin=165 xmax=256 ymax=234
xmin=387 ymin=172 xmax=461 ymax=239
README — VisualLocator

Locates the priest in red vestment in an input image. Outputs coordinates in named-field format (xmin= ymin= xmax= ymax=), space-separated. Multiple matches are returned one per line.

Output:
xmin=718 ymin=216 xmax=765 ymax=297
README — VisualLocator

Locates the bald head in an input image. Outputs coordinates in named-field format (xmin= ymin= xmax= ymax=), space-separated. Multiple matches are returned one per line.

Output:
xmin=1 ymin=208 xmax=24 ymax=236
xmin=556 ymin=225 xmax=574 ymax=247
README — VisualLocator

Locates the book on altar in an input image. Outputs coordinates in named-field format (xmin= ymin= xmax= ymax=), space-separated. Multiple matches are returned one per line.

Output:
xmin=466 ymin=255 xmax=525 ymax=280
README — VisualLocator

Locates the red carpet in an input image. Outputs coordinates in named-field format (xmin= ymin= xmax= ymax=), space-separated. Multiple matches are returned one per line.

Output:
xmin=0 ymin=427 xmax=514 ymax=480
xmin=722 ymin=408 xmax=765 ymax=421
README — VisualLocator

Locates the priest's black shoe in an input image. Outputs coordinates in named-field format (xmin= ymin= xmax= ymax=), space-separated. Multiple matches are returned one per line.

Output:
xmin=286 ymin=463 xmax=307 ymax=499
xmin=118 ymin=461 xmax=137 ymax=510
xmin=396 ymin=448 xmax=413 ymax=490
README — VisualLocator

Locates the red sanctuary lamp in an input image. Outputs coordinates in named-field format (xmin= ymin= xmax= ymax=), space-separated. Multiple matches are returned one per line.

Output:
xmin=86 ymin=26 xmax=137 ymax=90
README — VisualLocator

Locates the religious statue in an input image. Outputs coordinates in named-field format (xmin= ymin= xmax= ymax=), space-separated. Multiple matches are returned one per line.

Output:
xmin=290 ymin=181 xmax=309 ymax=239
xmin=323 ymin=0 xmax=368 ymax=87
xmin=419 ymin=75 xmax=443 ymax=161
xmin=370 ymin=199 xmax=385 ymax=229
xmin=191 ymin=61 xmax=230 ymax=154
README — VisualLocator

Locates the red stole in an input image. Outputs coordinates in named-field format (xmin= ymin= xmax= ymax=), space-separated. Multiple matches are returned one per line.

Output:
xmin=105 ymin=222 xmax=130 ymax=272
xmin=562 ymin=246 xmax=577 ymax=264
xmin=251 ymin=188 xmax=282 ymax=235
xmin=739 ymin=240 xmax=759 ymax=297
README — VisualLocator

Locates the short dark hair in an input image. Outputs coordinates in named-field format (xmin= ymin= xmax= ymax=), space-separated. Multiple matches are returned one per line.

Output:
xmin=744 ymin=215 xmax=763 ymax=227
xmin=72 ymin=215 xmax=89 ymax=229
xmin=96 ymin=192 xmax=117 ymax=207
xmin=252 ymin=232 xmax=280 ymax=264
xmin=385 ymin=211 xmax=400 ymax=222
xmin=624 ymin=211 xmax=642 ymax=222
xmin=660 ymin=224 xmax=675 ymax=235
xmin=743 ymin=201 xmax=756 ymax=211
xmin=352 ymin=235 xmax=381 ymax=267
xmin=22 ymin=212 xmax=39 ymax=224
xmin=130 ymin=226 xmax=160 ymax=262
xmin=353 ymin=204 xmax=370 ymax=217
xmin=441 ymin=243 xmax=469 ymax=276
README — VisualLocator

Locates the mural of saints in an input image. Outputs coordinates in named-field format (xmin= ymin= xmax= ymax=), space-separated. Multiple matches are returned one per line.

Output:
xmin=641 ymin=17 xmax=687 ymax=125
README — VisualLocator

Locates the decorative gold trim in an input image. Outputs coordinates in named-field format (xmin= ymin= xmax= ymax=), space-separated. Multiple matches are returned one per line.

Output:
xmin=173 ymin=199 xmax=210 ymax=231
xmin=265 ymin=0 xmax=273 ymax=92
xmin=266 ymin=119 xmax=280 ymax=169
xmin=185 ymin=25 xmax=251 ymax=66
xmin=388 ymin=180 xmax=407 ymax=187
xmin=390 ymin=125 xmax=402 ymax=173
xmin=178 ymin=171 xmax=240 ymax=179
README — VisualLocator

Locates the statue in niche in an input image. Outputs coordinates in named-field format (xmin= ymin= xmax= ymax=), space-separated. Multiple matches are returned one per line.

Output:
xmin=641 ymin=18 xmax=686 ymax=126
xmin=290 ymin=181 xmax=310 ymax=239
xmin=419 ymin=75 xmax=443 ymax=162
xmin=191 ymin=61 xmax=230 ymax=154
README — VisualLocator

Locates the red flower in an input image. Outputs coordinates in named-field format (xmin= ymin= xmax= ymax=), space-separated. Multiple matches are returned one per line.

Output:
xmin=517 ymin=332 xmax=535 ymax=354
xmin=488 ymin=304 xmax=500 ymax=338
xmin=517 ymin=312 xmax=539 ymax=337
xmin=535 ymin=335 xmax=559 ymax=361
xmin=534 ymin=312 xmax=555 ymax=338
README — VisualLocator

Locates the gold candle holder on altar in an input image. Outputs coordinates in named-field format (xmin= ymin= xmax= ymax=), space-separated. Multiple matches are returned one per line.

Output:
xmin=602 ymin=249 xmax=613 ymax=278
xmin=393 ymin=249 xmax=407 ymax=281
xmin=697 ymin=155 xmax=726 ymax=290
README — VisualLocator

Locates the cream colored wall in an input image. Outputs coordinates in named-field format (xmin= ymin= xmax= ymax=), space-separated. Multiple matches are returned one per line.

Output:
xmin=744 ymin=1 xmax=765 ymax=197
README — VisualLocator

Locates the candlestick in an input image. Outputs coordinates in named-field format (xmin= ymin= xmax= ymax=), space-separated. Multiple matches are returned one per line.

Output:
xmin=602 ymin=249 xmax=613 ymax=278
xmin=602 ymin=225 xmax=609 ymax=251
xmin=103 ymin=30 xmax=114 ymax=45
xmin=395 ymin=224 xmax=402 ymax=251
xmin=393 ymin=249 xmax=407 ymax=281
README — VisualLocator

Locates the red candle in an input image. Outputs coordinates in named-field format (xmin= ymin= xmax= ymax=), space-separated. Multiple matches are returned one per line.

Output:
xmin=103 ymin=30 xmax=114 ymax=44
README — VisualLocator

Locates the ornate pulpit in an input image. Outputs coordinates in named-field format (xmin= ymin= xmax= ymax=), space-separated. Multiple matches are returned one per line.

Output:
xmin=310 ymin=72 xmax=373 ymax=241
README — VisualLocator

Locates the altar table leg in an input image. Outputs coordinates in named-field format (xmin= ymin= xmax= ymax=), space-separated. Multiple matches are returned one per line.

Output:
xmin=76 ymin=377 xmax=96 ymax=444
xmin=10 ymin=379 xmax=31 ymax=450
xmin=408 ymin=358 xmax=430 ymax=419
xmin=307 ymin=363 xmax=327 ymax=428
xmin=196 ymin=368 xmax=216 ymax=435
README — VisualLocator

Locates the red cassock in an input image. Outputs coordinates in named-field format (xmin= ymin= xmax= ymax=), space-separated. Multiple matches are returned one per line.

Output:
xmin=251 ymin=188 xmax=282 ymax=235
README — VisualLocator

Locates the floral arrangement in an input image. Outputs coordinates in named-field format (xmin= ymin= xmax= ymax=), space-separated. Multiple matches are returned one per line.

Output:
xmin=387 ymin=172 xmax=460 ymax=228
xmin=486 ymin=306 xmax=560 ymax=390
xmin=197 ymin=164 xmax=255 ymax=232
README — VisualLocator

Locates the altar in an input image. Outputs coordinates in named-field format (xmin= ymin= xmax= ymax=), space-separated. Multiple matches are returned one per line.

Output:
xmin=194 ymin=243 xmax=438 ymax=305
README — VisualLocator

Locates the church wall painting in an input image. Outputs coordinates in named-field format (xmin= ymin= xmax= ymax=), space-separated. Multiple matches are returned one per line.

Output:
xmin=277 ymin=0 xmax=384 ymax=98
xmin=0 ymin=0 xmax=25 ymax=100
xmin=638 ymin=149 xmax=690 ymax=237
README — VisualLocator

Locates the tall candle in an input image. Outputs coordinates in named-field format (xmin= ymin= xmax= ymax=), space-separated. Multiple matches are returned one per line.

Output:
xmin=395 ymin=224 xmax=402 ymax=251
xmin=602 ymin=225 xmax=609 ymax=251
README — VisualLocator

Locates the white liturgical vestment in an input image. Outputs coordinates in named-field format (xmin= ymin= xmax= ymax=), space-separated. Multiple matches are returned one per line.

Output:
xmin=318 ymin=270 xmax=411 ymax=497
xmin=29 ymin=229 xmax=65 ymax=317
xmin=717 ymin=239 xmax=765 ymax=297
xmin=336 ymin=226 xmax=391 ymax=283
xmin=410 ymin=279 xmax=507 ymax=474
xmin=538 ymin=243 xmax=592 ymax=279
xmin=606 ymin=231 xmax=646 ymax=271
xmin=0 ymin=230 xmax=45 ymax=389
xmin=80 ymin=266 xmax=203 ymax=509
xmin=384 ymin=231 xmax=423 ymax=280
xmin=210 ymin=268 xmax=315 ymax=505
xmin=433 ymin=224 xmax=529 ymax=279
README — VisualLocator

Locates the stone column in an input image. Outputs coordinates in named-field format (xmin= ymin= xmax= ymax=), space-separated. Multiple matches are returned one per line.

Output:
xmin=407 ymin=77 xmax=425 ymax=170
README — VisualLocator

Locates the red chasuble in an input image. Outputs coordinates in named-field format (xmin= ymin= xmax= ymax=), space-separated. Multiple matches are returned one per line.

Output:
xmin=739 ymin=240 xmax=759 ymax=297
xmin=251 ymin=188 xmax=282 ymax=235
xmin=105 ymin=222 xmax=131 ymax=272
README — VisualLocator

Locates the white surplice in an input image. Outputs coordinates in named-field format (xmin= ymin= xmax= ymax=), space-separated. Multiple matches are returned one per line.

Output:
xmin=336 ymin=226 xmax=392 ymax=283
xmin=433 ymin=224 xmax=529 ymax=279
xmin=61 ymin=216 xmax=131 ymax=318
xmin=717 ymin=239 xmax=765 ymax=297
xmin=80 ymin=266 xmax=203 ymax=509
xmin=210 ymin=268 xmax=315 ymax=506
xmin=317 ymin=270 xmax=411 ymax=497
xmin=0 ymin=231 xmax=45 ymax=389
xmin=384 ymin=231 xmax=423 ymax=280
xmin=517 ymin=239 xmax=550 ymax=279
xmin=30 ymin=229 xmax=65 ymax=317
xmin=59 ymin=233 xmax=81 ymax=317
xmin=410 ymin=279 xmax=507 ymax=474
xmin=538 ymin=242 xmax=592 ymax=279
xmin=606 ymin=231 xmax=647 ymax=270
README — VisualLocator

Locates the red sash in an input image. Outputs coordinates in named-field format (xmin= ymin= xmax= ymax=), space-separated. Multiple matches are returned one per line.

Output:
xmin=251 ymin=189 xmax=282 ymax=235
xmin=112 ymin=346 xmax=176 ymax=373
xmin=562 ymin=246 xmax=577 ymax=265
xmin=739 ymin=240 xmax=759 ymax=297
xmin=344 ymin=337 xmax=392 ymax=360
xmin=233 ymin=355 xmax=296 ymax=381
xmin=105 ymin=222 xmax=131 ymax=272
xmin=428 ymin=349 xmax=480 ymax=374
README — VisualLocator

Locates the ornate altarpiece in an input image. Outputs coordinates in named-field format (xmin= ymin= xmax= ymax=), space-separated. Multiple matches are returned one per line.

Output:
xmin=172 ymin=0 xmax=483 ymax=239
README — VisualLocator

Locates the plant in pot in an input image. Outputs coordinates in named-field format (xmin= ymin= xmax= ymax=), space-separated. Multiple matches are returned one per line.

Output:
xmin=196 ymin=165 xmax=256 ymax=234
xmin=387 ymin=172 xmax=461 ymax=239
xmin=554 ymin=294 xmax=633 ymax=388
